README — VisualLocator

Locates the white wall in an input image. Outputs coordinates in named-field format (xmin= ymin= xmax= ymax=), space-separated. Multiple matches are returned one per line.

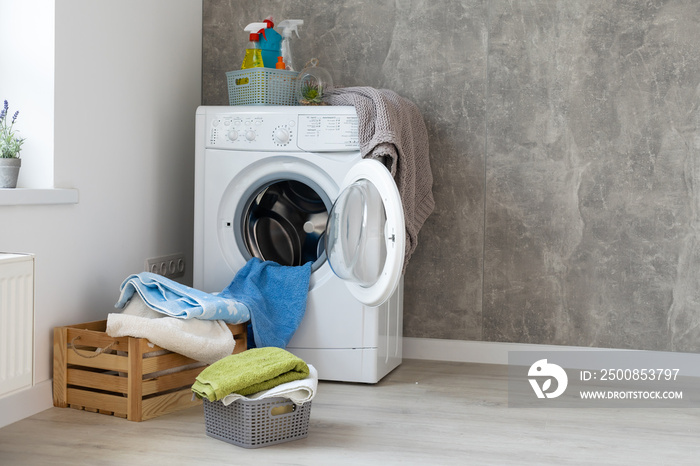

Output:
xmin=0 ymin=0 xmax=203 ymax=427
xmin=0 ymin=0 xmax=54 ymax=187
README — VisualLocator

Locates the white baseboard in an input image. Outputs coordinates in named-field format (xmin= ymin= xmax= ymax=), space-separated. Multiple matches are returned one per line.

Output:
xmin=402 ymin=337 xmax=700 ymax=376
xmin=403 ymin=337 xmax=623 ymax=365
xmin=0 ymin=379 xmax=54 ymax=429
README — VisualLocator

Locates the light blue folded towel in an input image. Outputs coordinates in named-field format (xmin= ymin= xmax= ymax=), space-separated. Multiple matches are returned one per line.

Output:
xmin=115 ymin=272 xmax=250 ymax=324
xmin=218 ymin=258 xmax=312 ymax=349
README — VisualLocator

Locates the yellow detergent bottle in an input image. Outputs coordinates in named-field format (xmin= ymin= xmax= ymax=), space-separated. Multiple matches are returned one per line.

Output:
xmin=241 ymin=22 xmax=267 ymax=69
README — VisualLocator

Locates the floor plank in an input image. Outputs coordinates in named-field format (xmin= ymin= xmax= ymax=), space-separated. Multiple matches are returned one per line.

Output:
xmin=0 ymin=360 xmax=698 ymax=465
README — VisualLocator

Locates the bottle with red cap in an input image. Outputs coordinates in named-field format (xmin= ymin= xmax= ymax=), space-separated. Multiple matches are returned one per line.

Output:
xmin=241 ymin=22 xmax=267 ymax=69
xmin=258 ymin=16 xmax=283 ymax=68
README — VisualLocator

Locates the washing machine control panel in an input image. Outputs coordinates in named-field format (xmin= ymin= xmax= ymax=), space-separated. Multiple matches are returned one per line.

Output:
xmin=205 ymin=110 xmax=359 ymax=152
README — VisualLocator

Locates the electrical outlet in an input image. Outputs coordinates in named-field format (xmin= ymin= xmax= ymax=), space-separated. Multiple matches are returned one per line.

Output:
xmin=145 ymin=253 xmax=186 ymax=278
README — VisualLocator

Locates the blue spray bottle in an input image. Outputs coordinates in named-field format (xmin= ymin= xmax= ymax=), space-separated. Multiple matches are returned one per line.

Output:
xmin=258 ymin=16 xmax=283 ymax=68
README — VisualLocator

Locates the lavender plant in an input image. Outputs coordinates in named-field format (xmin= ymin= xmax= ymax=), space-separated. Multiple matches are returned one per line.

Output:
xmin=0 ymin=100 xmax=25 ymax=158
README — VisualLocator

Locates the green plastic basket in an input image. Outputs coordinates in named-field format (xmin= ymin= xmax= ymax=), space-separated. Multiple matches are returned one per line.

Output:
xmin=226 ymin=68 xmax=299 ymax=106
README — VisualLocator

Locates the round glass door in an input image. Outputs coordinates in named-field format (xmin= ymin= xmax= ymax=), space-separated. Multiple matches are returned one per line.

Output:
xmin=325 ymin=159 xmax=405 ymax=307
xmin=325 ymin=179 xmax=387 ymax=286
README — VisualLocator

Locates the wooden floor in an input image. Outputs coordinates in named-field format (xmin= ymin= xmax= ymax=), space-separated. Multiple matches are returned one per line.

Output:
xmin=0 ymin=359 xmax=698 ymax=465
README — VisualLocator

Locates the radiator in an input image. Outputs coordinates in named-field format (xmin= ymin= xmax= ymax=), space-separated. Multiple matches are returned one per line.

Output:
xmin=0 ymin=253 xmax=34 ymax=398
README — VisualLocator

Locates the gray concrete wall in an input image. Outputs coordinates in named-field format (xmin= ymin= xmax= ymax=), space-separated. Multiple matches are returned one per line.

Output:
xmin=203 ymin=0 xmax=700 ymax=352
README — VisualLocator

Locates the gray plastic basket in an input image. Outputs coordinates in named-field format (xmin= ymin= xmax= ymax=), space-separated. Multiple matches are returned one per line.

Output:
xmin=226 ymin=68 xmax=299 ymax=106
xmin=203 ymin=397 xmax=311 ymax=448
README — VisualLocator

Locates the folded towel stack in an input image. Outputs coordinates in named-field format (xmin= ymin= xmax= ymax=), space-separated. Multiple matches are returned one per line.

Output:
xmin=107 ymin=294 xmax=236 ymax=364
xmin=115 ymin=272 xmax=250 ymax=324
xmin=192 ymin=347 xmax=310 ymax=401
xmin=221 ymin=364 xmax=318 ymax=406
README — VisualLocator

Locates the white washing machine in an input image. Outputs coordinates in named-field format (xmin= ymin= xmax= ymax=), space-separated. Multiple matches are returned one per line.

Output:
xmin=193 ymin=105 xmax=405 ymax=383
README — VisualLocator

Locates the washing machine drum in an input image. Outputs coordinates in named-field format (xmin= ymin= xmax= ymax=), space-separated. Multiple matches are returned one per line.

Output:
xmin=243 ymin=180 xmax=327 ymax=267
xmin=240 ymin=159 xmax=405 ymax=307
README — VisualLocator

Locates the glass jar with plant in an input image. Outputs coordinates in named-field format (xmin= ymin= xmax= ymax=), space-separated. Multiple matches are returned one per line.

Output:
xmin=0 ymin=100 xmax=25 ymax=188
xmin=295 ymin=59 xmax=333 ymax=106
xmin=299 ymin=79 xmax=324 ymax=105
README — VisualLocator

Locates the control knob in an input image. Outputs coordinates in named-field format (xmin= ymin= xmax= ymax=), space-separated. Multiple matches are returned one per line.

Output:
xmin=273 ymin=127 xmax=291 ymax=145
xmin=227 ymin=129 xmax=238 ymax=141
xmin=245 ymin=130 xmax=256 ymax=141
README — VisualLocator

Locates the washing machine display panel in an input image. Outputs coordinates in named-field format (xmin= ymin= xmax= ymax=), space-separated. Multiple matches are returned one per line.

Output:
xmin=297 ymin=115 xmax=359 ymax=151
xmin=205 ymin=110 xmax=359 ymax=152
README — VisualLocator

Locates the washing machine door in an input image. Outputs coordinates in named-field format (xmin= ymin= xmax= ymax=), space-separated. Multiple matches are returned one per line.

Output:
xmin=325 ymin=158 xmax=405 ymax=307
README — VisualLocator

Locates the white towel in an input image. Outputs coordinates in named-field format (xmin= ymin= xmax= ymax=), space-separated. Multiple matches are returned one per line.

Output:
xmin=106 ymin=294 xmax=235 ymax=365
xmin=220 ymin=364 xmax=318 ymax=406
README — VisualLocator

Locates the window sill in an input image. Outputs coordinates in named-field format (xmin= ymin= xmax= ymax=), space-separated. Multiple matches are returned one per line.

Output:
xmin=0 ymin=188 xmax=79 ymax=206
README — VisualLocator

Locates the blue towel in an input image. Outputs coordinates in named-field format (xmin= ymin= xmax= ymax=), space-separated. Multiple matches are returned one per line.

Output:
xmin=218 ymin=258 xmax=312 ymax=349
xmin=115 ymin=272 xmax=250 ymax=324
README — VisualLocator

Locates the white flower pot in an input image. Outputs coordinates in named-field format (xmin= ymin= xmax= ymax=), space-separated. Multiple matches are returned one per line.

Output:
xmin=0 ymin=158 xmax=21 ymax=188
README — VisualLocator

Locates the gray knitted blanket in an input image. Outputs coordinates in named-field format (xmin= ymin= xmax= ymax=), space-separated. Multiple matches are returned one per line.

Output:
xmin=327 ymin=87 xmax=435 ymax=272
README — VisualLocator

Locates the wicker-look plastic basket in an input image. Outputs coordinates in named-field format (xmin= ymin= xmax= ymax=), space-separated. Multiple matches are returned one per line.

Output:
xmin=226 ymin=68 xmax=298 ymax=106
xmin=203 ymin=397 xmax=311 ymax=448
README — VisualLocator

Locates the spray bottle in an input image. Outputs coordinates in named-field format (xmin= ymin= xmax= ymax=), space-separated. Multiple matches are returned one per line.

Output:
xmin=278 ymin=20 xmax=304 ymax=71
xmin=258 ymin=16 xmax=283 ymax=68
xmin=241 ymin=22 xmax=267 ymax=69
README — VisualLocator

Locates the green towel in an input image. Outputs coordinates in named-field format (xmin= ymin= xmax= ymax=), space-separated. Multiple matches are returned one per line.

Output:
xmin=191 ymin=347 xmax=309 ymax=401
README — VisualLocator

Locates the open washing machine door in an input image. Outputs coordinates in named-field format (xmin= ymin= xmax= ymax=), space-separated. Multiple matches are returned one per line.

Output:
xmin=325 ymin=158 xmax=405 ymax=307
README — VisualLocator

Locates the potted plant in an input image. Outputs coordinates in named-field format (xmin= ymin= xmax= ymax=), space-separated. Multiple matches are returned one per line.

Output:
xmin=0 ymin=100 xmax=25 ymax=188
xmin=299 ymin=79 xmax=325 ymax=105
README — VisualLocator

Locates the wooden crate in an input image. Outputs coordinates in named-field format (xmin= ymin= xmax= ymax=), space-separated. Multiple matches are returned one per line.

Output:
xmin=53 ymin=319 xmax=247 ymax=421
